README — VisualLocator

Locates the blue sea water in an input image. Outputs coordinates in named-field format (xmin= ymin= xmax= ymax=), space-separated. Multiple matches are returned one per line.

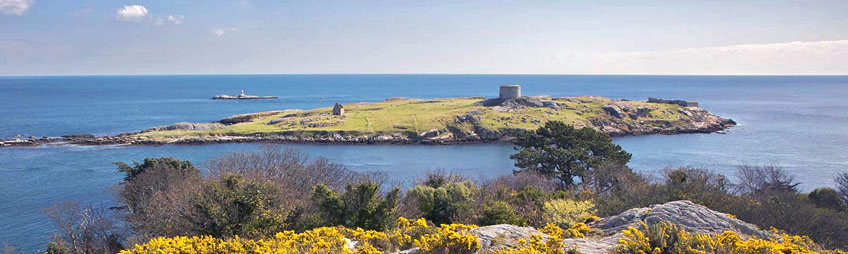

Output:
xmin=1 ymin=74 xmax=847 ymax=252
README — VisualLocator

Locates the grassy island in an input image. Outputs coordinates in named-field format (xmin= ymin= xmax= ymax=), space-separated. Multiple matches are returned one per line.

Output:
xmin=129 ymin=95 xmax=733 ymax=145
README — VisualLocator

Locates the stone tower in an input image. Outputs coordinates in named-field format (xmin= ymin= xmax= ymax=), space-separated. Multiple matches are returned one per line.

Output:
xmin=499 ymin=84 xmax=521 ymax=99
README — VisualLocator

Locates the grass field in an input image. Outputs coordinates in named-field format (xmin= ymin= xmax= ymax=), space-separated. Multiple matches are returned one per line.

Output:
xmin=138 ymin=96 xmax=690 ymax=138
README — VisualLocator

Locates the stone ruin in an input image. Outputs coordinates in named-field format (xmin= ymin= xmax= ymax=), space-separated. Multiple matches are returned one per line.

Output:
xmin=333 ymin=103 xmax=345 ymax=116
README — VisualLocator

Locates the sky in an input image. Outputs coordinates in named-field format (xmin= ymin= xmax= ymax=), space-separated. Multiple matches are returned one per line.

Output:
xmin=1 ymin=0 xmax=847 ymax=76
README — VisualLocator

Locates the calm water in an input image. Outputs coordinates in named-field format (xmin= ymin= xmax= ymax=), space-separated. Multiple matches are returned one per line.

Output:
xmin=1 ymin=75 xmax=847 ymax=252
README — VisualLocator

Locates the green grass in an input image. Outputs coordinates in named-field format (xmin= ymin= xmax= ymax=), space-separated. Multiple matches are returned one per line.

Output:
xmin=137 ymin=96 xmax=694 ymax=138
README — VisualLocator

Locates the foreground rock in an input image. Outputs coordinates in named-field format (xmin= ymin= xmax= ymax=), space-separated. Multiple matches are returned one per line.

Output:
xmin=388 ymin=200 xmax=772 ymax=254
xmin=564 ymin=200 xmax=774 ymax=254
xmin=592 ymin=200 xmax=773 ymax=239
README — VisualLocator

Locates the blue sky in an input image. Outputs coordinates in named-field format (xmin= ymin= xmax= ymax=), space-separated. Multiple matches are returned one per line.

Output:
xmin=1 ymin=0 xmax=847 ymax=75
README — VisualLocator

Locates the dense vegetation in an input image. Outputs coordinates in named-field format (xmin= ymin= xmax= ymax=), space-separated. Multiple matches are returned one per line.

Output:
xmin=24 ymin=121 xmax=848 ymax=253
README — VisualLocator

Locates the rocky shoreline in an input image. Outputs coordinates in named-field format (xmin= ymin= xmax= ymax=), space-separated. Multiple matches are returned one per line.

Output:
xmin=1 ymin=97 xmax=736 ymax=148
xmin=1 ymin=114 xmax=734 ymax=148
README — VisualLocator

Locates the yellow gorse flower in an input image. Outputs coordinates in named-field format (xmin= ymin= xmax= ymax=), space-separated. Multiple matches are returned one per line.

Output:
xmin=614 ymin=221 xmax=847 ymax=254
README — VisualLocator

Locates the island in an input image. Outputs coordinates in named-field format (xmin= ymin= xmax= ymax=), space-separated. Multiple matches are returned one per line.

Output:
xmin=0 ymin=85 xmax=735 ymax=147
xmin=212 ymin=90 xmax=278 ymax=100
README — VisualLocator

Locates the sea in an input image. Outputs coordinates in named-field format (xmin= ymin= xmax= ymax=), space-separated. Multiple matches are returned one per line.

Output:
xmin=1 ymin=74 xmax=847 ymax=252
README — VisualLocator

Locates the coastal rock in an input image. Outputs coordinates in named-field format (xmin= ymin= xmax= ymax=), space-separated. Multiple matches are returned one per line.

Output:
xmin=542 ymin=101 xmax=561 ymax=110
xmin=562 ymin=237 xmax=619 ymax=254
xmin=219 ymin=110 xmax=294 ymax=125
xmin=419 ymin=129 xmax=440 ymax=138
xmin=471 ymin=224 xmax=545 ymax=252
xmin=383 ymin=200 xmax=775 ymax=254
xmin=592 ymin=200 xmax=773 ymax=239
xmin=61 ymin=134 xmax=95 ymax=139
xmin=390 ymin=248 xmax=419 ymax=254
xmin=483 ymin=97 xmax=562 ymax=112
xmin=145 ymin=122 xmax=225 ymax=132
xmin=602 ymin=105 xmax=625 ymax=118
xmin=634 ymin=107 xmax=652 ymax=118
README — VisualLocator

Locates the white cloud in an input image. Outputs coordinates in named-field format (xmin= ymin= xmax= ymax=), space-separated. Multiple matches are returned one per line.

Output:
xmin=213 ymin=27 xmax=237 ymax=36
xmin=167 ymin=15 xmax=184 ymax=24
xmin=154 ymin=15 xmax=184 ymax=26
xmin=115 ymin=5 xmax=148 ymax=22
xmin=582 ymin=40 xmax=848 ymax=74
xmin=70 ymin=6 xmax=91 ymax=17
xmin=0 ymin=0 xmax=33 ymax=15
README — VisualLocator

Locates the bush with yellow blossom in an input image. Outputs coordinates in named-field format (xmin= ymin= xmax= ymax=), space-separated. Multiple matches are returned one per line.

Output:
xmin=414 ymin=223 xmax=480 ymax=254
xmin=542 ymin=199 xmax=596 ymax=229
xmin=613 ymin=220 xmax=848 ymax=254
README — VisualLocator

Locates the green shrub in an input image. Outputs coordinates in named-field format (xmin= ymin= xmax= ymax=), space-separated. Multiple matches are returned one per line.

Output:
xmin=809 ymin=188 xmax=846 ymax=211
xmin=542 ymin=199 xmax=596 ymax=228
xmin=191 ymin=174 xmax=287 ymax=238
xmin=477 ymin=201 xmax=526 ymax=226
xmin=408 ymin=180 xmax=476 ymax=225
xmin=312 ymin=181 xmax=400 ymax=231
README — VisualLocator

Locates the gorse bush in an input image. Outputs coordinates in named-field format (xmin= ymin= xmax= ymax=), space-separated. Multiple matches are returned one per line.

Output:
xmin=541 ymin=199 xmax=596 ymax=229
xmin=613 ymin=220 xmax=847 ymax=254
xmin=415 ymin=223 xmax=480 ymax=254
xmin=116 ymin=218 xmax=593 ymax=254
xmin=118 ymin=218 xmax=480 ymax=254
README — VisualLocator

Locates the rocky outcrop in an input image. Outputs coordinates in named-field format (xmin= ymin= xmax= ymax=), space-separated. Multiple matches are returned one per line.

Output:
xmin=219 ymin=110 xmax=298 ymax=125
xmin=385 ymin=200 xmax=773 ymax=254
xmin=602 ymin=105 xmax=625 ymax=119
xmin=593 ymin=200 xmax=773 ymax=239
xmin=481 ymin=97 xmax=562 ymax=112
xmin=472 ymin=224 xmax=545 ymax=251
xmin=143 ymin=122 xmax=225 ymax=132
xmin=565 ymin=200 xmax=774 ymax=254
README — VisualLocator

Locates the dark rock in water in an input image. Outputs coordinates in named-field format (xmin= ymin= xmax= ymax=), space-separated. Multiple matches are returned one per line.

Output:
xmin=62 ymin=134 xmax=95 ymax=139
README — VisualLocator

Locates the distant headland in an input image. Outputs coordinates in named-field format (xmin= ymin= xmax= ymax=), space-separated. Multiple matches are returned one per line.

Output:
xmin=0 ymin=85 xmax=735 ymax=147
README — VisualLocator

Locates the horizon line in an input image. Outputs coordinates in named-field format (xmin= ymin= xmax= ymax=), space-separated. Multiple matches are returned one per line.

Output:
xmin=2 ymin=73 xmax=848 ymax=78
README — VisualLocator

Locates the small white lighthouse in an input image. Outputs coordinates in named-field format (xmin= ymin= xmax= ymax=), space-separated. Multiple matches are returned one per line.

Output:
xmin=240 ymin=90 xmax=245 ymax=97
